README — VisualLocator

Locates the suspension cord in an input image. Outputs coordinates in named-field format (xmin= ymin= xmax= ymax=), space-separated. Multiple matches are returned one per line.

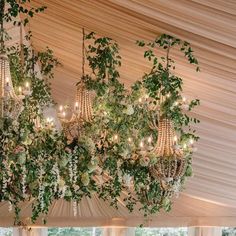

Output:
xmin=0 ymin=0 xmax=5 ymax=52
xmin=82 ymin=28 xmax=85 ymax=78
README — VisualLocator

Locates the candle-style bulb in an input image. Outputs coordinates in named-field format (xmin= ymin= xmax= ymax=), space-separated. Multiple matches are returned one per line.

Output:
xmin=173 ymin=135 xmax=178 ymax=143
xmin=139 ymin=141 xmax=144 ymax=148
xmin=147 ymin=136 xmax=152 ymax=143
xmin=25 ymin=82 xmax=29 ymax=88
xmin=59 ymin=105 xmax=63 ymax=112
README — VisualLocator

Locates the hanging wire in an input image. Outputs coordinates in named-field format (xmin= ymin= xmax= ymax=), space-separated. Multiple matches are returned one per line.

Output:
xmin=20 ymin=23 xmax=25 ymax=74
xmin=82 ymin=28 xmax=85 ymax=78
xmin=0 ymin=0 xmax=5 ymax=52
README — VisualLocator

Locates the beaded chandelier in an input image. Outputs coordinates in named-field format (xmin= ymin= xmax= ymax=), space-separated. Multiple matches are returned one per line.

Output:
xmin=58 ymin=29 xmax=93 ymax=140
xmin=0 ymin=2 xmax=25 ymax=119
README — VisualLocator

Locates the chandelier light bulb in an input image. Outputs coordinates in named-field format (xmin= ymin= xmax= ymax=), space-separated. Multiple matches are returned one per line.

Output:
xmin=75 ymin=101 xmax=79 ymax=108
xmin=182 ymin=97 xmax=187 ymax=103
xmin=128 ymin=137 xmax=132 ymax=142
xmin=114 ymin=134 xmax=118 ymax=141
xmin=174 ymin=101 xmax=178 ymax=106
xmin=138 ymin=98 xmax=142 ymax=103
xmin=166 ymin=93 xmax=170 ymax=98
xmin=173 ymin=135 xmax=178 ymax=144
xmin=18 ymin=86 xmax=22 ymax=94
xmin=139 ymin=141 xmax=144 ymax=148
xmin=183 ymin=143 xmax=187 ymax=149
xmin=189 ymin=139 xmax=194 ymax=145
xmin=25 ymin=82 xmax=29 ymax=88
xmin=147 ymin=136 xmax=152 ymax=143
xmin=59 ymin=105 xmax=63 ymax=112
xmin=6 ymin=77 xmax=9 ymax=84
xmin=62 ymin=111 xmax=66 ymax=118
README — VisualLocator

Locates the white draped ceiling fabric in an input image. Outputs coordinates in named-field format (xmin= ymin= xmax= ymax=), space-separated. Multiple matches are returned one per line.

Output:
xmin=0 ymin=0 xmax=235 ymax=227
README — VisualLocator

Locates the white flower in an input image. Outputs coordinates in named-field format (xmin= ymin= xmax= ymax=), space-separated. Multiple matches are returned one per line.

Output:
xmin=125 ymin=105 xmax=134 ymax=115
xmin=140 ymin=156 xmax=150 ymax=167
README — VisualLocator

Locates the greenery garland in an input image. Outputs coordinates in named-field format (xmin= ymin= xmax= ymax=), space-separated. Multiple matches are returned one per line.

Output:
xmin=0 ymin=0 xmax=200 ymax=226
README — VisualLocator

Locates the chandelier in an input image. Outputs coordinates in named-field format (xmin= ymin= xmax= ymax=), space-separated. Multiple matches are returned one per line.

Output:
xmin=0 ymin=3 xmax=31 ymax=120
xmin=57 ymin=29 xmax=93 ymax=141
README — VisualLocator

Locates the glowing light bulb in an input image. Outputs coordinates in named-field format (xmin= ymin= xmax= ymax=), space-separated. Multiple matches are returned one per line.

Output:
xmin=183 ymin=143 xmax=187 ymax=149
xmin=62 ymin=111 xmax=66 ymax=118
xmin=189 ymin=139 xmax=194 ymax=145
xmin=25 ymin=82 xmax=29 ymax=88
xmin=18 ymin=86 xmax=22 ymax=94
xmin=174 ymin=101 xmax=179 ymax=106
xmin=173 ymin=135 xmax=178 ymax=143
xmin=166 ymin=94 xmax=170 ymax=98
xmin=139 ymin=141 xmax=144 ymax=148
xmin=147 ymin=136 xmax=152 ymax=143
xmin=128 ymin=137 xmax=132 ymax=142
xmin=6 ymin=77 xmax=9 ymax=84
xmin=114 ymin=134 xmax=118 ymax=140
xmin=59 ymin=105 xmax=63 ymax=112
xmin=182 ymin=97 xmax=187 ymax=103
xmin=138 ymin=98 xmax=142 ymax=103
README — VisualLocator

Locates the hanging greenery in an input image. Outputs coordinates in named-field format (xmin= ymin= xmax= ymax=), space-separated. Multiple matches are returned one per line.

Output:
xmin=0 ymin=0 xmax=200 ymax=226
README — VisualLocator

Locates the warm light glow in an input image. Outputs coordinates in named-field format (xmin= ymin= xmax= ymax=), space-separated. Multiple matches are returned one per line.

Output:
xmin=128 ymin=137 xmax=132 ymax=142
xmin=59 ymin=105 xmax=63 ymax=112
xmin=6 ymin=77 xmax=9 ymax=83
xmin=183 ymin=143 xmax=187 ymax=149
xmin=62 ymin=111 xmax=66 ymax=118
xmin=138 ymin=98 xmax=142 ymax=103
xmin=25 ymin=82 xmax=29 ymax=88
xmin=166 ymin=93 xmax=170 ymax=98
xmin=182 ymin=97 xmax=187 ymax=102
xmin=75 ymin=101 xmax=79 ymax=108
xmin=114 ymin=134 xmax=118 ymax=140
xmin=189 ymin=139 xmax=194 ymax=145
xmin=18 ymin=86 xmax=22 ymax=93
xmin=173 ymin=135 xmax=178 ymax=142
xmin=139 ymin=141 xmax=144 ymax=148
xmin=147 ymin=136 xmax=152 ymax=143
xmin=174 ymin=101 xmax=178 ymax=106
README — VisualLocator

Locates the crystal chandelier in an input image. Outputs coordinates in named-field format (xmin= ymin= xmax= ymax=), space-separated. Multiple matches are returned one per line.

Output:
xmin=0 ymin=3 xmax=27 ymax=120
xmin=57 ymin=29 xmax=93 ymax=140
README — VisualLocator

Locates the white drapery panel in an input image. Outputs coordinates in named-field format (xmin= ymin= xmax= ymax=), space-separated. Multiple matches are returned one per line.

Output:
xmin=0 ymin=0 xmax=235 ymax=227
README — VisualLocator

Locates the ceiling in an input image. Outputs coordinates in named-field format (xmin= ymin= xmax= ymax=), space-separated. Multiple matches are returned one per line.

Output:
xmin=0 ymin=0 xmax=236 ymax=227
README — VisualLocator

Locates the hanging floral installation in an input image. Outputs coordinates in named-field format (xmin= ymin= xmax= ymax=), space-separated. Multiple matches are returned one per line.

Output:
xmin=0 ymin=0 xmax=200 ymax=226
